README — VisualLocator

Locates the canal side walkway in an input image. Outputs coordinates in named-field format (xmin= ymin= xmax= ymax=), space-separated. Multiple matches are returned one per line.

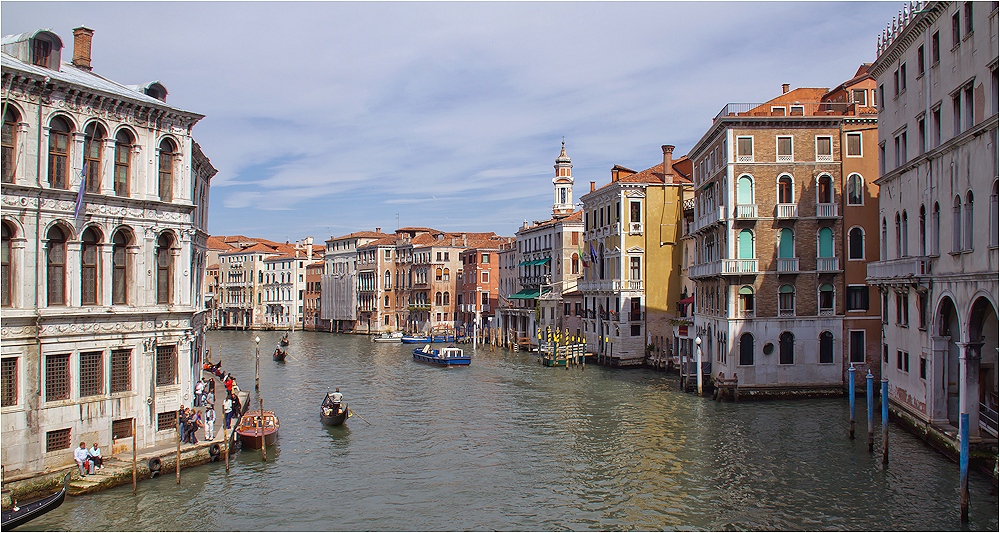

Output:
xmin=1 ymin=389 xmax=250 ymax=507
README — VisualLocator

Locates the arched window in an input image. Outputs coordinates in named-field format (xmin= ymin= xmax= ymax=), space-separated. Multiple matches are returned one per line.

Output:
xmin=158 ymin=138 xmax=176 ymax=202
xmin=739 ymin=332 xmax=754 ymax=366
xmin=952 ymin=195 xmax=962 ymax=253
xmin=881 ymin=218 xmax=888 ymax=260
xmin=777 ymin=175 xmax=793 ymax=204
xmin=932 ymin=202 xmax=941 ymax=255
xmin=849 ymin=227 xmax=865 ymax=259
xmin=819 ymin=283 xmax=835 ymax=313
xmin=778 ymin=284 xmax=795 ymax=316
xmin=964 ymin=191 xmax=974 ymax=251
xmin=156 ymin=233 xmax=174 ymax=304
xmin=738 ymin=229 xmax=755 ymax=259
xmin=571 ymin=253 xmax=579 ymax=274
xmin=80 ymin=228 xmax=100 ymax=305
xmin=384 ymin=270 xmax=391 ymax=289
xmin=1 ymin=222 xmax=12 ymax=306
xmin=738 ymin=285 xmax=754 ymax=316
xmin=817 ymin=174 xmax=834 ymax=204
xmin=779 ymin=331 xmax=795 ymax=365
xmin=111 ymin=230 xmax=128 ymax=304
xmin=919 ymin=205 xmax=927 ymax=256
xmin=778 ymin=228 xmax=794 ymax=258
xmin=443 ymin=268 xmax=450 ymax=281
xmin=894 ymin=212 xmax=902 ymax=258
xmin=991 ymin=181 xmax=999 ymax=247
xmin=736 ymin=175 xmax=754 ymax=205
xmin=114 ymin=130 xmax=133 ymax=197
xmin=443 ymin=292 xmax=450 ymax=305
xmin=817 ymin=227 xmax=834 ymax=258
xmin=819 ymin=331 xmax=834 ymax=363
xmin=83 ymin=123 xmax=105 ymax=193
xmin=847 ymin=174 xmax=864 ymax=205
xmin=48 ymin=117 xmax=71 ymax=189
xmin=435 ymin=268 xmax=443 ymax=281
xmin=435 ymin=292 xmax=443 ymax=306
xmin=2 ymin=107 xmax=20 ymax=183
xmin=901 ymin=211 xmax=909 ymax=256
xmin=46 ymin=226 xmax=67 ymax=306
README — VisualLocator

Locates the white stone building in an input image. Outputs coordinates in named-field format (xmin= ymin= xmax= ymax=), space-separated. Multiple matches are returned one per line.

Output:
xmin=321 ymin=230 xmax=388 ymax=333
xmin=867 ymin=1 xmax=999 ymax=444
xmin=1 ymin=27 xmax=215 ymax=474
xmin=262 ymin=238 xmax=316 ymax=329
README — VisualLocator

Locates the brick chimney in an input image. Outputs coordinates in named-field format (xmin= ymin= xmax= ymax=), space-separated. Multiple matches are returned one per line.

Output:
xmin=375 ymin=227 xmax=381 ymax=233
xmin=590 ymin=181 xmax=595 ymax=192
xmin=72 ymin=27 xmax=94 ymax=71
xmin=781 ymin=83 xmax=790 ymax=94
xmin=662 ymin=145 xmax=675 ymax=184
xmin=611 ymin=167 xmax=620 ymax=182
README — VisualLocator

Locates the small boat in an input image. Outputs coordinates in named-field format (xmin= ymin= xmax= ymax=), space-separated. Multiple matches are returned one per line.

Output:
xmin=235 ymin=409 xmax=280 ymax=449
xmin=320 ymin=393 xmax=349 ymax=426
xmin=372 ymin=332 xmax=403 ymax=343
xmin=279 ymin=333 xmax=289 ymax=346
xmin=401 ymin=335 xmax=431 ymax=344
xmin=1 ymin=472 xmax=70 ymax=530
xmin=272 ymin=346 xmax=287 ymax=361
xmin=412 ymin=345 xmax=471 ymax=366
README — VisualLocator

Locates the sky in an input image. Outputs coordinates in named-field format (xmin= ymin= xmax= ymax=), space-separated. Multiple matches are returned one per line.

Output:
xmin=3 ymin=1 xmax=905 ymax=242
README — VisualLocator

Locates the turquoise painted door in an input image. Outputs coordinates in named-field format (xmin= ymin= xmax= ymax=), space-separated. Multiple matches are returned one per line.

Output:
xmin=738 ymin=229 xmax=754 ymax=259
xmin=779 ymin=228 xmax=794 ymax=258
xmin=737 ymin=176 xmax=753 ymax=204
xmin=818 ymin=227 xmax=833 ymax=258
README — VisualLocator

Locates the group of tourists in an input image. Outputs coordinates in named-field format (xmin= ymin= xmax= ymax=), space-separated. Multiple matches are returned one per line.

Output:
xmin=182 ymin=358 xmax=245 ymax=445
xmin=73 ymin=442 xmax=103 ymax=476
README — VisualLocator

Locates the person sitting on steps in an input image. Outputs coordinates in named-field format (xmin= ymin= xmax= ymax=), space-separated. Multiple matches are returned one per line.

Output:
xmin=88 ymin=442 xmax=104 ymax=470
xmin=74 ymin=442 xmax=91 ymax=476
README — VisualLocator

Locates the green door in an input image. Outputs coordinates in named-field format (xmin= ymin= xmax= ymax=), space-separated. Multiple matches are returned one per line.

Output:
xmin=779 ymin=228 xmax=794 ymax=258
xmin=738 ymin=229 xmax=755 ymax=259
xmin=818 ymin=227 xmax=833 ymax=258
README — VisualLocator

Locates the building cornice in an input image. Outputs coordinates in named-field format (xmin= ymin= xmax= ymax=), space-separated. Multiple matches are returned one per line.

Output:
xmin=873 ymin=114 xmax=999 ymax=185
xmin=871 ymin=1 xmax=947 ymax=78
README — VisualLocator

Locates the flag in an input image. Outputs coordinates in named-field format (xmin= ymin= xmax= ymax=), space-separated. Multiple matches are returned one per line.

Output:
xmin=577 ymin=244 xmax=589 ymax=268
xmin=73 ymin=163 xmax=88 ymax=219
xmin=590 ymin=243 xmax=598 ymax=265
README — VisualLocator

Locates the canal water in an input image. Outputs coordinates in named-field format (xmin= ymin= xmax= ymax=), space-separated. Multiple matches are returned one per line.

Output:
xmin=19 ymin=330 xmax=999 ymax=531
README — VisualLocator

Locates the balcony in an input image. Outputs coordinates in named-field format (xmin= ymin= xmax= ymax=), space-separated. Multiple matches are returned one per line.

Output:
xmin=723 ymin=259 xmax=759 ymax=275
xmin=866 ymin=257 xmax=932 ymax=286
xmin=816 ymin=257 xmax=840 ymax=271
xmin=734 ymin=204 xmax=759 ymax=219
xmin=775 ymin=204 xmax=799 ymax=219
xmin=737 ymin=309 xmax=755 ymax=319
xmin=408 ymin=303 xmax=431 ymax=311
xmin=577 ymin=279 xmax=645 ymax=293
xmin=776 ymin=257 xmax=799 ymax=273
xmin=816 ymin=203 xmax=839 ymax=218
xmin=691 ymin=206 xmax=725 ymax=234
xmin=688 ymin=261 xmax=722 ymax=278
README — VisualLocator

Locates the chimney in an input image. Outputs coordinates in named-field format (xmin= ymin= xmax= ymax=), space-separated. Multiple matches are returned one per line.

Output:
xmin=72 ymin=27 xmax=94 ymax=71
xmin=375 ymin=227 xmax=381 ymax=233
xmin=611 ymin=167 xmax=620 ymax=182
xmin=590 ymin=181 xmax=596 ymax=192
xmin=662 ymin=145 xmax=675 ymax=184
xmin=781 ymin=83 xmax=790 ymax=94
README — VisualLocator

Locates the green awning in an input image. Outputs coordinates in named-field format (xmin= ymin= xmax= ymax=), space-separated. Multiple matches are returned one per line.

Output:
xmin=518 ymin=260 xmax=531 ymax=266
xmin=534 ymin=258 xmax=551 ymax=266
xmin=508 ymin=287 xmax=551 ymax=300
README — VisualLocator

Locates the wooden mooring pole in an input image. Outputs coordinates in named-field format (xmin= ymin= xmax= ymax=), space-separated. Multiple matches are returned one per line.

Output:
xmin=848 ymin=364 xmax=856 ymax=440
xmin=866 ymin=369 xmax=874 ymax=453
xmin=175 ymin=412 xmax=181 ymax=484
xmin=131 ymin=419 xmax=137 ymax=495
xmin=881 ymin=378 xmax=889 ymax=466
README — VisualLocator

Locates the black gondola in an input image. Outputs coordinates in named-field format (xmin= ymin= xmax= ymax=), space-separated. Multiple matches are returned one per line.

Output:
xmin=2 ymin=472 xmax=70 ymax=530
xmin=273 ymin=346 xmax=287 ymax=361
xmin=320 ymin=394 xmax=349 ymax=426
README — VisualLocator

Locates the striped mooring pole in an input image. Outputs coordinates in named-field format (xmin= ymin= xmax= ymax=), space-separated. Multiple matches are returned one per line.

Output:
xmin=848 ymin=364 xmax=856 ymax=440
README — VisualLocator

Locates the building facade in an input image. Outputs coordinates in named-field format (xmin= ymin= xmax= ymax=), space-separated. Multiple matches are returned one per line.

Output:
xmin=1 ymin=27 xmax=215 ymax=473
xmin=867 ymin=1 xmax=999 ymax=443
xmin=321 ymin=230 xmax=388 ymax=333
xmin=687 ymin=70 xmax=881 ymax=395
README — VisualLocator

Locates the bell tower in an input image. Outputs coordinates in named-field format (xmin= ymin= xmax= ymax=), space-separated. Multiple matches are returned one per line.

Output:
xmin=552 ymin=140 xmax=574 ymax=218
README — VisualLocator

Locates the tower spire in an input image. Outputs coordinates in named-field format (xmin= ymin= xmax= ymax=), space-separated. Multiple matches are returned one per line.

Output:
xmin=552 ymin=140 xmax=574 ymax=218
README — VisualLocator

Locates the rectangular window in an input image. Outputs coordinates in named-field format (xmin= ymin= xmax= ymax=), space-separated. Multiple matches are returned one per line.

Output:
xmin=816 ymin=136 xmax=833 ymax=161
xmin=737 ymin=136 xmax=753 ymax=162
xmin=771 ymin=106 xmax=786 ymax=116
xmin=852 ymin=88 xmax=868 ymax=106
xmin=952 ymin=11 xmax=961 ymax=47
xmin=45 ymin=428 xmax=71 ymax=452
xmin=79 ymin=351 xmax=103 ymax=398
xmin=964 ymin=2 xmax=973 ymax=34
xmin=932 ymin=106 xmax=942 ymax=147
xmin=155 ymin=344 xmax=177 ymax=387
xmin=918 ymin=292 xmax=928 ymax=330
xmin=917 ymin=44 xmax=925 ymax=75
xmin=931 ymin=31 xmax=940 ymax=63
xmin=45 ymin=353 xmax=69 ymax=401
xmin=112 ymin=418 xmax=134 ymax=440
xmin=878 ymin=84 xmax=885 ymax=109
xmin=953 ymin=93 xmax=962 ymax=135
xmin=897 ymin=350 xmax=904 ymax=370
xmin=920 ymin=356 xmax=928 ymax=379
xmin=481 ymin=271 xmax=489 ymax=283
xmin=157 ymin=411 xmax=176 ymax=431
xmin=631 ymin=324 xmax=641 ymax=337
xmin=850 ymin=330 xmax=866 ymax=363
xmin=481 ymin=253 xmax=489 ymax=263
xmin=879 ymin=143 xmax=886 ymax=175
xmin=776 ymin=136 xmax=792 ymax=162
xmin=630 ymin=201 xmax=641 ymax=223
xmin=847 ymin=286 xmax=869 ymax=311
xmin=893 ymin=69 xmax=900 ymax=96
xmin=900 ymin=63 xmax=907 ymax=92
xmin=790 ymin=105 xmax=804 ymax=116
xmin=917 ymin=116 xmax=926 ymax=154
xmin=1 ymin=357 xmax=17 ymax=407
xmin=904 ymin=351 xmax=910 ymax=372
xmin=964 ymin=85 xmax=974 ymax=130
xmin=846 ymin=132 xmax=862 ymax=157
xmin=883 ymin=344 xmax=889 ymax=363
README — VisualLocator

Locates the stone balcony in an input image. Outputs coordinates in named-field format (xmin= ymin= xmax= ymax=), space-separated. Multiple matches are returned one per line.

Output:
xmin=775 ymin=204 xmax=799 ymax=219
xmin=691 ymin=206 xmax=725 ymax=234
xmin=866 ymin=256 xmax=932 ymax=286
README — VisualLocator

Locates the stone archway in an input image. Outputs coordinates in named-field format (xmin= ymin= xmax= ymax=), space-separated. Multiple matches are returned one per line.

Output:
xmin=967 ymin=296 xmax=999 ymax=438
xmin=931 ymin=296 xmax=961 ymax=426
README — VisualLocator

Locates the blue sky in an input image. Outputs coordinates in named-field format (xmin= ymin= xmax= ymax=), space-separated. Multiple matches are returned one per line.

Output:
xmin=3 ymin=1 xmax=904 ymax=242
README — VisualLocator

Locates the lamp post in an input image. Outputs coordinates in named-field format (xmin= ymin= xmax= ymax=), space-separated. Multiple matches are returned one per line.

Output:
xmin=694 ymin=336 xmax=703 ymax=397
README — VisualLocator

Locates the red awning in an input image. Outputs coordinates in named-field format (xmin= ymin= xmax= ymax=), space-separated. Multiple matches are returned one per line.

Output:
xmin=678 ymin=296 xmax=695 ymax=305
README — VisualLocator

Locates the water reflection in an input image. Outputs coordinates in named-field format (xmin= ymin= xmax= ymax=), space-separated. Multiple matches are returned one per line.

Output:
xmin=14 ymin=330 xmax=999 ymax=531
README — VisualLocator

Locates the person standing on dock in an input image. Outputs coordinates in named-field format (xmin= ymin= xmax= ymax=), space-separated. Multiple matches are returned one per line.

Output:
xmin=223 ymin=394 xmax=234 ymax=429
xmin=204 ymin=404 xmax=216 ymax=441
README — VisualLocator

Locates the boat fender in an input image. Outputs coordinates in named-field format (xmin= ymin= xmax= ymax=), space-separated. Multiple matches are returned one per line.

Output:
xmin=209 ymin=443 xmax=221 ymax=458
xmin=147 ymin=456 xmax=162 ymax=476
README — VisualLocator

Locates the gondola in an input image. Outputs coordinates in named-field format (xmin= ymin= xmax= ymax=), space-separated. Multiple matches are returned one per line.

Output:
xmin=320 ymin=394 xmax=349 ymax=426
xmin=1 ymin=472 xmax=70 ymax=530
xmin=278 ymin=333 xmax=289 ymax=346
xmin=235 ymin=409 xmax=280 ymax=449
xmin=272 ymin=346 xmax=287 ymax=361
